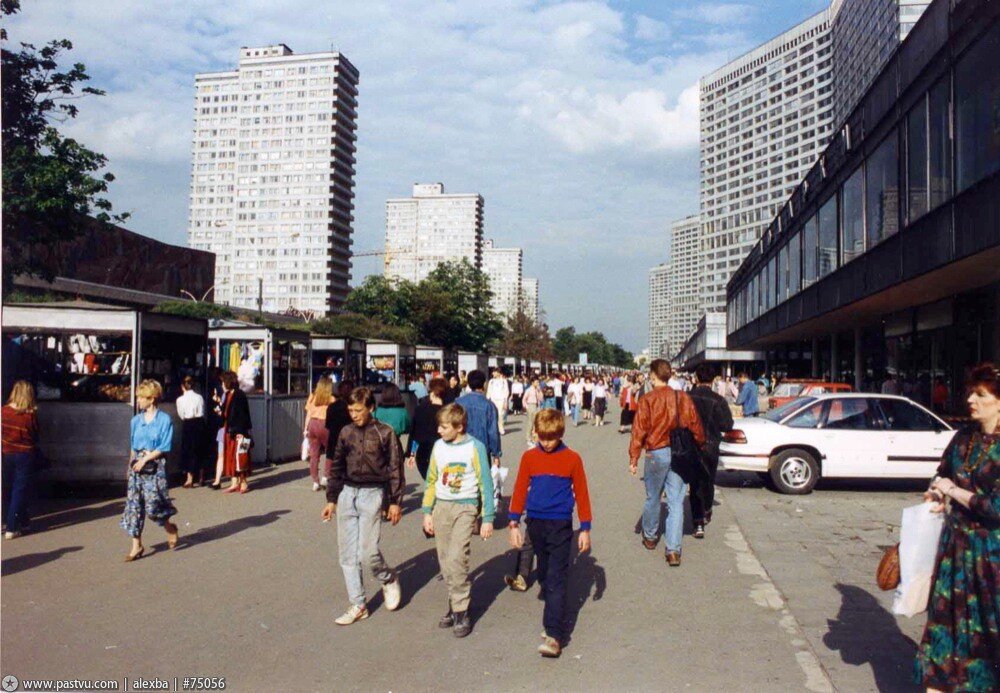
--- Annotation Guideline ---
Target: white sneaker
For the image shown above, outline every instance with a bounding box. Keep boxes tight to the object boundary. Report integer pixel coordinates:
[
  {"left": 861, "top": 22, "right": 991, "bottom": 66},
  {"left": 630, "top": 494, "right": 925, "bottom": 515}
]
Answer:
[
  {"left": 320, "top": 476, "right": 328, "bottom": 487},
  {"left": 312, "top": 482, "right": 321, "bottom": 492},
  {"left": 4, "top": 531, "right": 20, "bottom": 540},
  {"left": 334, "top": 604, "right": 369, "bottom": 625},
  {"left": 382, "top": 578, "right": 402, "bottom": 611}
]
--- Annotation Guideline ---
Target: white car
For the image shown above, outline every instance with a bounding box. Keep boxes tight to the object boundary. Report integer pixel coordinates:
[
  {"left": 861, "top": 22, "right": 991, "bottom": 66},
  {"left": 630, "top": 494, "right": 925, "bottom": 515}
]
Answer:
[{"left": 720, "top": 393, "right": 956, "bottom": 494}]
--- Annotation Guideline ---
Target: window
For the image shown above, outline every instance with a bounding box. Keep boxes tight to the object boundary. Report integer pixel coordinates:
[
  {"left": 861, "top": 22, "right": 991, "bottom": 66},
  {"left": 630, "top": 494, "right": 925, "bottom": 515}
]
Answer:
[
  {"left": 866, "top": 129, "right": 899, "bottom": 246},
  {"left": 906, "top": 98, "right": 928, "bottom": 224},
  {"left": 788, "top": 232, "right": 801, "bottom": 295},
  {"left": 928, "top": 78, "right": 952, "bottom": 209},
  {"left": 841, "top": 168, "right": 865, "bottom": 264},
  {"left": 960, "top": 18, "right": 1000, "bottom": 189},
  {"left": 876, "top": 399, "right": 943, "bottom": 432},
  {"left": 784, "top": 400, "right": 826, "bottom": 428},
  {"left": 778, "top": 243, "right": 788, "bottom": 301},
  {"left": 818, "top": 196, "right": 838, "bottom": 278},
  {"left": 803, "top": 215, "right": 818, "bottom": 286},
  {"left": 824, "top": 398, "right": 878, "bottom": 430}
]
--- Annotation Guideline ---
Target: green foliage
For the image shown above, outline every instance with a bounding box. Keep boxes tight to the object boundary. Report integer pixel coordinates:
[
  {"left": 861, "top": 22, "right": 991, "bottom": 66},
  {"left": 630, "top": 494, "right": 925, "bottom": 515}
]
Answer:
[
  {"left": 153, "top": 301, "right": 234, "bottom": 319},
  {"left": 498, "top": 304, "right": 553, "bottom": 362},
  {"left": 2, "top": 288, "right": 67, "bottom": 304},
  {"left": 2, "top": 0, "right": 128, "bottom": 291},
  {"left": 342, "top": 260, "right": 504, "bottom": 351},
  {"left": 311, "top": 313, "right": 417, "bottom": 344},
  {"left": 552, "top": 325, "right": 635, "bottom": 369}
]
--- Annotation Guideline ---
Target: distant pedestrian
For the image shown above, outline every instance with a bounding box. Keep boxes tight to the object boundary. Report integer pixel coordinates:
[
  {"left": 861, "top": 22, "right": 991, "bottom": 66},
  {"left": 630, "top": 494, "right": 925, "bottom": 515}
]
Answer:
[
  {"left": 177, "top": 376, "right": 207, "bottom": 488},
  {"left": 511, "top": 377, "right": 525, "bottom": 415},
  {"left": 323, "top": 380, "right": 354, "bottom": 488},
  {"left": 406, "top": 373, "right": 428, "bottom": 400},
  {"left": 522, "top": 378, "right": 543, "bottom": 447},
  {"left": 121, "top": 379, "right": 179, "bottom": 561},
  {"left": 220, "top": 371, "right": 253, "bottom": 494},
  {"left": 592, "top": 379, "right": 608, "bottom": 426},
  {"left": 735, "top": 372, "right": 760, "bottom": 417},
  {"left": 2, "top": 381, "right": 39, "bottom": 539},
  {"left": 541, "top": 386, "right": 557, "bottom": 411},
  {"left": 582, "top": 377, "right": 593, "bottom": 421},
  {"left": 629, "top": 360, "right": 705, "bottom": 567},
  {"left": 421, "top": 403, "right": 495, "bottom": 638},
  {"left": 406, "top": 377, "right": 447, "bottom": 479},
  {"left": 445, "top": 374, "right": 462, "bottom": 403},
  {"left": 508, "top": 409, "right": 593, "bottom": 658},
  {"left": 374, "top": 384, "right": 411, "bottom": 438},
  {"left": 305, "top": 377, "right": 333, "bottom": 492},
  {"left": 455, "top": 370, "right": 502, "bottom": 470},
  {"left": 548, "top": 374, "right": 564, "bottom": 413},
  {"left": 322, "top": 387, "right": 405, "bottom": 625},
  {"left": 487, "top": 370, "right": 511, "bottom": 435},
  {"left": 566, "top": 377, "right": 583, "bottom": 426},
  {"left": 618, "top": 379, "right": 640, "bottom": 433},
  {"left": 880, "top": 372, "right": 901, "bottom": 395},
  {"left": 689, "top": 364, "right": 734, "bottom": 538}
]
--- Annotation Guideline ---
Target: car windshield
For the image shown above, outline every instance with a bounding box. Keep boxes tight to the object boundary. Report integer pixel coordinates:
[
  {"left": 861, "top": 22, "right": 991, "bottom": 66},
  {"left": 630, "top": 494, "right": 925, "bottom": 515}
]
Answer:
[
  {"left": 773, "top": 383, "right": 805, "bottom": 397},
  {"left": 765, "top": 396, "right": 818, "bottom": 422}
]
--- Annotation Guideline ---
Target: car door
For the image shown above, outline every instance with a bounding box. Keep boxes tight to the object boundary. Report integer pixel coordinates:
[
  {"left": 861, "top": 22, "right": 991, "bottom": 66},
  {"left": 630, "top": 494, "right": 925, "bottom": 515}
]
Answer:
[
  {"left": 817, "top": 397, "right": 887, "bottom": 477},
  {"left": 873, "top": 398, "right": 955, "bottom": 478}
]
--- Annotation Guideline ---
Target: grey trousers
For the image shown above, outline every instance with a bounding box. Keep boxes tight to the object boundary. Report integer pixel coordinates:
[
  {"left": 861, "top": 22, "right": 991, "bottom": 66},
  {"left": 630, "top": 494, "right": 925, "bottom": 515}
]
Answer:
[
  {"left": 337, "top": 485, "right": 394, "bottom": 606},
  {"left": 432, "top": 501, "right": 478, "bottom": 612}
]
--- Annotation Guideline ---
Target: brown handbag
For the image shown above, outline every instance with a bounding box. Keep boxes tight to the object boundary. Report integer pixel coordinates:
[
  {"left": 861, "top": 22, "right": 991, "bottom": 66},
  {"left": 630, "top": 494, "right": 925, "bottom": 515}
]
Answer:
[{"left": 876, "top": 543, "right": 900, "bottom": 591}]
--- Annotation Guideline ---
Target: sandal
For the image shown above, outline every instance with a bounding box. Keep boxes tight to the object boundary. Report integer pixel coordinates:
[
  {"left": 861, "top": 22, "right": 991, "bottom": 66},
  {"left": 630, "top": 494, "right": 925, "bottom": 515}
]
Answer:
[
  {"left": 124, "top": 546, "right": 145, "bottom": 562},
  {"left": 165, "top": 522, "right": 180, "bottom": 549}
]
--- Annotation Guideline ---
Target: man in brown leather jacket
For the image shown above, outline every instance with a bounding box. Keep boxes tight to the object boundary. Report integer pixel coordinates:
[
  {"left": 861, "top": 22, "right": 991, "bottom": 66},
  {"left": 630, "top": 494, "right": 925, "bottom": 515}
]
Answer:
[
  {"left": 629, "top": 360, "right": 705, "bottom": 567},
  {"left": 322, "top": 387, "right": 405, "bottom": 625}
]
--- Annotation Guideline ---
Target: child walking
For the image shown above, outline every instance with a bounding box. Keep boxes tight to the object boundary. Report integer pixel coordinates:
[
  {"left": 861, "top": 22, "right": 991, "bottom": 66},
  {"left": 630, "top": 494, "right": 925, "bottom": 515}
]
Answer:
[
  {"left": 507, "top": 409, "right": 593, "bottom": 658},
  {"left": 322, "top": 387, "right": 405, "bottom": 625},
  {"left": 422, "top": 403, "right": 495, "bottom": 637}
]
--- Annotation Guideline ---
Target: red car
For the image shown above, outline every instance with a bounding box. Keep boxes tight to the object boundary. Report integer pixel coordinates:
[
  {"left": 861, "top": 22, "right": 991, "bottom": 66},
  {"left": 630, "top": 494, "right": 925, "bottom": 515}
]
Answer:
[{"left": 768, "top": 380, "right": 853, "bottom": 410}]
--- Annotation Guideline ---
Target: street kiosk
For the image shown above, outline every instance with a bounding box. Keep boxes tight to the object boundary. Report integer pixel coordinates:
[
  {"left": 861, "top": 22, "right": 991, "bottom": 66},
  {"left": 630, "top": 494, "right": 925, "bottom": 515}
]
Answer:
[
  {"left": 208, "top": 320, "right": 311, "bottom": 464},
  {"left": 415, "top": 346, "right": 458, "bottom": 379},
  {"left": 365, "top": 340, "right": 416, "bottom": 387},
  {"left": 311, "top": 336, "right": 366, "bottom": 386},
  {"left": 2, "top": 302, "right": 208, "bottom": 482},
  {"left": 504, "top": 356, "right": 521, "bottom": 377},
  {"left": 459, "top": 351, "right": 489, "bottom": 376}
]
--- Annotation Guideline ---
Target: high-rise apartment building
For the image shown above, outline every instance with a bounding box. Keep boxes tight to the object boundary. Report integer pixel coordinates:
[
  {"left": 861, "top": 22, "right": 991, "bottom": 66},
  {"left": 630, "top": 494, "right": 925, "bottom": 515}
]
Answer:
[
  {"left": 667, "top": 215, "right": 702, "bottom": 357},
  {"left": 831, "top": 0, "right": 931, "bottom": 127},
  {"left": 648, "top": 264, "right": 672, "bottom": 358},
  {"left": 384, "top": 183, "right": 484, "bottom": 283},
  {"left": 699, "top": 10, "right": 835, "bottom": 315},
  {"left": 481, "top": 239, "right": 523, "bottom": 318},
  {"left": 187, "top": 44, "right": 359, "bottom": 315},
  {"left": 521, "top": 277, "right": 540, "bottom": 322}
]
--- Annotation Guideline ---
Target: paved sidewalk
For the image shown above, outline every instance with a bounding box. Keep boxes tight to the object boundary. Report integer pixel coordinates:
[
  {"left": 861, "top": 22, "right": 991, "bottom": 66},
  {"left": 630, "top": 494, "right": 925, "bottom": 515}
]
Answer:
[{"left": 0, "top": 407, "right": 914, "bottom": 692}]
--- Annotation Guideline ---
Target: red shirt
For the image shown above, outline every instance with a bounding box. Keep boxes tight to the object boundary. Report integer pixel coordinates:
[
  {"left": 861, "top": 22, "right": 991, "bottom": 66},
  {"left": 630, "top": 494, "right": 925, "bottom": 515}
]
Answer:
[{"left": 2, "top": 405, "right": 39, "bottom": 453}]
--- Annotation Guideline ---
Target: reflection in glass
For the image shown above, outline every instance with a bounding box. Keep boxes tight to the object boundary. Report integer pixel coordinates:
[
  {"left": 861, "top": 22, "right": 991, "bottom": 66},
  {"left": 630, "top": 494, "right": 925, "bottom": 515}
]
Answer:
[
  {"left": 841, "top": 167, "right": 865, "bottom": 264},
  {"left": 818, "top": 197, "right": 838, "bottom": 278},
  {"left": 906, "top": 98, "right": 928, "bottom": 224},
  {"left": 866, "top": 130, "right": 899, "bottom": 246}
]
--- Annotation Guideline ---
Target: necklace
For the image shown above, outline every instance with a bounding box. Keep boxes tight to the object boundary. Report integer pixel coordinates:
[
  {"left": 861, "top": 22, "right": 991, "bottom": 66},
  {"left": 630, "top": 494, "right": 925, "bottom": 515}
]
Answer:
[{"left": 960, "top": 432, "right": 995, "bottom": 476}]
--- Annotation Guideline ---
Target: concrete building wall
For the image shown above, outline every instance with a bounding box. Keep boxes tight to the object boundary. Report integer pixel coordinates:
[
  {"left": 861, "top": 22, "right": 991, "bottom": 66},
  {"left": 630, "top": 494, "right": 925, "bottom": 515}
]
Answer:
[
  {"left": 667, "top": 215, "right": 702, "bottom": 357},
  {"left": 521, "top": 277, "right": 540, "bottom": 322},
  {"left": 482, "top": 240, "right": 523, "bottom": 318},
  {"left": 648, "top": 264, "right": 671, "bottom": 358}
]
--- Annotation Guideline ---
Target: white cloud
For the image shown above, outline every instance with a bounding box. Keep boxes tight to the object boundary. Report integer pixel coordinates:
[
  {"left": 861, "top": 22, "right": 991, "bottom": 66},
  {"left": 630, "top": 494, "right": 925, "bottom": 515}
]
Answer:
[
  {"left": 677, "top": 3, "right": 754, "bottom": 25},
  {"left": 634, "top": 14, "right": 671, "bottom": 42}
]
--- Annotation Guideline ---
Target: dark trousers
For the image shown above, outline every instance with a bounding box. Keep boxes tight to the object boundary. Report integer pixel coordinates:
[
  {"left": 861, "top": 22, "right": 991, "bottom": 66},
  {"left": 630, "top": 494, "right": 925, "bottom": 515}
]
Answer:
[
  {"left": 414, "top": 444, "right": 433, "bottom": 480},
  {"left": 2, "top": 451, "right": 34, "bottom": 533},
  {"left": 511, "top": 528, "right": 534, "bottom": 578},
  {"left": 689, "top": 443, "right": 720, "bottom": 523},
  {"left": 528, "top": 518, "right": 573, "bottom": 642}
]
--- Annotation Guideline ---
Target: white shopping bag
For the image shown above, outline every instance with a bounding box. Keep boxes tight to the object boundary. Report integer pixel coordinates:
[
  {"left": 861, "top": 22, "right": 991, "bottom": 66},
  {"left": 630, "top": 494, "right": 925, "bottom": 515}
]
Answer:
[
  {"left": 892, "top": 501, "right": 945, "bottom": 617},
  {"left": 491, "top": 465, "right": 509, "bottom": 497},
  {"left": 300, "top": 435, "right": 310, "bottom": 462}
]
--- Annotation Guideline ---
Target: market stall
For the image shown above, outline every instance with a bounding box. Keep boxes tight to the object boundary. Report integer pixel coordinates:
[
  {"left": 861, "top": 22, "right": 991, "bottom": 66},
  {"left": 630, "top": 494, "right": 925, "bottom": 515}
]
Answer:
[
  {"left": 311, "top": 336, "right": 366, "bottom": 386},
  {"left": 530, "top": 360, "right": 544, "bottom": 376},
  {"left": 1, "top": 302, "right": 208, "bottom": 482},
  {"left": 364, "top": 340, "right": 416, "bottom": 387},
  {"left": 504, "top": 356, "right": 521, "bottom": 377},
  {"left": 208, "top": 320, "right": 311, "bottom": 464},
  {"left": 415, "top": 345, "right": 458, "bottom": 380},
  {"left": 458, "top": 351, "right": 488, "bottom": 376}
]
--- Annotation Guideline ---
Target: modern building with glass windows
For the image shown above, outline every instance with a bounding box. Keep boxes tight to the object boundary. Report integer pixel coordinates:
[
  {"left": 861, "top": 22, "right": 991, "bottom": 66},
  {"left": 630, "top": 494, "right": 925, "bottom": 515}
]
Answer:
[
  {"left": 648, "top": 264, "right": 672, "bottom": 358},
  {"left": 667, "top": 215, "right": 702, "bottom": 358},
  {"left": 726, "top": 0, "right": 999, "bottom": 416}
]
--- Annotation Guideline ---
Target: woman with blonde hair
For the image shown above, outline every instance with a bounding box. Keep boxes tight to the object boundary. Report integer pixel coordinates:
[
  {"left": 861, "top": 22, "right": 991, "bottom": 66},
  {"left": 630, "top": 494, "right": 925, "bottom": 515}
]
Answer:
[
  {"left": 121, "top": 379, "right": 179, "bottom": 561},
  {"left": 2, "top": 381, "right": 39, "bottom": 539},
  {"left": 304, "top": 376, "right": 333, "bottom": 491}
]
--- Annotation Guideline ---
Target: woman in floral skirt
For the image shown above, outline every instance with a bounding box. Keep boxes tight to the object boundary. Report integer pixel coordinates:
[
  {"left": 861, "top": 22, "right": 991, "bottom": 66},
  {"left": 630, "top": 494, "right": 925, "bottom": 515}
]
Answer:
[{"left": 916, "top": 362, "right": 999, "bottom": 692}]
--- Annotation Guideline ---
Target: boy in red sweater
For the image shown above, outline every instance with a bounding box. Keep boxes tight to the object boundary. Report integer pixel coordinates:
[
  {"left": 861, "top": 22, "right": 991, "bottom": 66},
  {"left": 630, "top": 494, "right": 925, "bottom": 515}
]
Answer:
[{"left": 508, "top": 408, "right": 592, "bottom": 658}]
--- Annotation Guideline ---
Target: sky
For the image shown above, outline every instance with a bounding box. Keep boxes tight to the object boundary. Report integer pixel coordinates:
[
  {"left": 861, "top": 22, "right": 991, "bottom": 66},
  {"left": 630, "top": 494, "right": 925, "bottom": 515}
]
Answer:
[{"left": 8, "top": 0, "right": 829, "bottom": 352}]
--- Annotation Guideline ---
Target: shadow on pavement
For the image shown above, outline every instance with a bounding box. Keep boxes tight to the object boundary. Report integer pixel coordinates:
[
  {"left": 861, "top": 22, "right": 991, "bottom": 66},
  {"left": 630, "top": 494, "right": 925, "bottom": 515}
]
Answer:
[
  {"left": 374, "top": 546, "right": 439, "bottom": 614},
  {"left": 170, "top": 509, "right": 291, "bottom": 551},
  {"left": 716, "top": 470, "right": 929, "bottom": 494},
  {"left": 632, "top": 500, "right": 695, "bottom": 538},
  {"left": 2, "top": 546, "right": 84, "bottom": 577},
  {"left": 562, "top": 546, "right": 606, "bottom": 647},
  {"left": 823, "top": 583, "right": 919, "bottom": 692},
  {"left": 27, "top": 499, "right": 125, "bottom": 533},
  {"left": 245, "top": 465, "right": 311, "bottom": 491}
]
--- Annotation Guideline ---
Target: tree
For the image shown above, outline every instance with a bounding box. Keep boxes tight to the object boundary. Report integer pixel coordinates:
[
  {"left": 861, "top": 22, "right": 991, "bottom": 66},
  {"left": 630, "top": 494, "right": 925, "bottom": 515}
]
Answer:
[
  {"left": 342, "top": 275, "right": 414, "bottom": 328},
  {"left": 552, "top": 325, "right": 635, "bottom": 369},
  {"left": 498, "top": 304, "right": 553, "bottom": 362},
  {"left": 2, "top": 0, "right": 128, "bottom": 292}
]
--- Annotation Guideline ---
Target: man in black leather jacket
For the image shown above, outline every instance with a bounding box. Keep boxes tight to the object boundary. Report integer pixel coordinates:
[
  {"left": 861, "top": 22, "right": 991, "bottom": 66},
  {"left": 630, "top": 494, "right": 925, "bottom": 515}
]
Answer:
[{"left": 689, "top": 364, "right": 734, "bottom": 538}]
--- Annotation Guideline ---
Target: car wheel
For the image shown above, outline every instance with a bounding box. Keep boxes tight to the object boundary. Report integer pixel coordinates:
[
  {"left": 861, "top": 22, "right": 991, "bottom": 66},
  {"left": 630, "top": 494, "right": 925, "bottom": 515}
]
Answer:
[{"left": 769, "top": 449, "right": 819, "bottom": 494}]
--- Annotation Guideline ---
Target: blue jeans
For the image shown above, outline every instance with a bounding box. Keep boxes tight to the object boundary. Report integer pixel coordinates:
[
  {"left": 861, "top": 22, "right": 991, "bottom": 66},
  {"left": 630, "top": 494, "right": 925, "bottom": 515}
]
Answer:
[
  {"left": 641, "top": 447, "right": 687, "bottom": 553},
  {"left": 2, "top": 452, "right": 34, "bottom": 533},
  {"left": 336, "top": 485, "right": 395, "bottom": 606},
  {"left": 571, "top": 404, "right": 580, "bottom": 425}
]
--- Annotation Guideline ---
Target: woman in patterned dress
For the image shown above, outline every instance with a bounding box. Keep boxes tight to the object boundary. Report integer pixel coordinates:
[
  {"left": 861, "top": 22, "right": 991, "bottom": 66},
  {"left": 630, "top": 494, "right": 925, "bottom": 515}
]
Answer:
[
  {"left": 121, "top": 379, "right": 179, "bottom": 561},
  {"left": 916, "top": 363, "right": 1000, "bottom": 692}
]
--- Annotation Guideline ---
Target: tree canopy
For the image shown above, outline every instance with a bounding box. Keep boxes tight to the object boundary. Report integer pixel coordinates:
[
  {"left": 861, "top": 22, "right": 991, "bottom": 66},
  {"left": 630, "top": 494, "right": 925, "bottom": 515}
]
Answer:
[
  {"left": 2, "top": 0, "right": 128, "bottom": 291},
  {"left": 553, "top": 326, "right": 635, "bottom": 369},
  {"left": 497, "top": 303, "right": 553, "bottom": 362}
]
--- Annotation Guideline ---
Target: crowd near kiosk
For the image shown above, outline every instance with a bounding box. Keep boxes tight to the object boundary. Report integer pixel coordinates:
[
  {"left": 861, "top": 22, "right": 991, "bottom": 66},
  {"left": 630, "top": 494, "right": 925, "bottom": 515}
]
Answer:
[
  {"left": 415, "top": 345, "right": 458, "bottom": 379},
  {"left": 311, "top": 336, "right": 366, "bottom": 386},
  {"left": 208, "top": 320, "right": 310, "bottom": 465},
  {"left": 458, "top": 351, "right": 489, "bottom": 376},
  {"left": 1, "top": 302, "right": 208, "bottom": 482},
  {"left": 365, "top": 340, "right": 416, "bottom": 387}
]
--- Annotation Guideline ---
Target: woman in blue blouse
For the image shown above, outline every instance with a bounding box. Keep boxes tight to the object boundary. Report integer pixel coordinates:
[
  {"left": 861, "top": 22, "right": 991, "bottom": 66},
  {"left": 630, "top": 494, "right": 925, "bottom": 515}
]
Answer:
[{"left": 121, "top": 379, "right": 179, "bottom": 561}]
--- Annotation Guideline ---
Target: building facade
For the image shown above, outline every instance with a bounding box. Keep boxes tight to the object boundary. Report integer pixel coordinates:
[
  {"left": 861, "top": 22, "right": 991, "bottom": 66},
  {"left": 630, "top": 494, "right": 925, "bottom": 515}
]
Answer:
[
  {"left": 481, "top": 239, "right": 523, "bottom": 319},
  {"left": 187, "top": 44, "right": 359, "bottom": 316},
  {"left": 648, "top": 264, "right": 672, "bottom": 358},
  {"left": 521, "top": 277, "right": 540, "bottom": 322},
  {"left": 831, "top": 0, "right": 932, "bottom": 128},
  {"left": 667, "top": 215, "right": 702, "bottom": 358},
  {"left": 726, "top": 0, "right": 999, "bottom": 416},
  {"left": 699, "top": 10, "right": 835, "bottom": 315},
  {"left": 384, "top": 183, "right": 484, "bottom": 283}
]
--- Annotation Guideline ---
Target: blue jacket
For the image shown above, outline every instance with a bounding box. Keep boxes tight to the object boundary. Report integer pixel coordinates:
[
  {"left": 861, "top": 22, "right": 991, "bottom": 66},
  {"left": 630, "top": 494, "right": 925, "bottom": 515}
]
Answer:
[
  {"left": 735, "top": 380, "right": 760, "bottom": 416},
  {"left": 455, "top": 391, "right": 502, "bottom": 459}
]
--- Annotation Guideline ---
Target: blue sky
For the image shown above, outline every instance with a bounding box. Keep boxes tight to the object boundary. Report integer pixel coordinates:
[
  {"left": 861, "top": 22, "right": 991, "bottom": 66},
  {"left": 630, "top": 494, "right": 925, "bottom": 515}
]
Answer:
[{"left": 9, "top": 0, "right": 828, "bottom": 352}]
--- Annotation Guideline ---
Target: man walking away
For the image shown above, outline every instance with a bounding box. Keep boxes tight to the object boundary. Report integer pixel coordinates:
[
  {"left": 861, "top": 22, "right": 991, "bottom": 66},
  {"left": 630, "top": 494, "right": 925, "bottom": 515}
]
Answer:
[
  {"left": 629, "top": 360, "right": 705, "bottom": 567},
  {"left": 456, "top": 369, "right": 502, "bottom": 470},
  {"left": 688, "top": 364, "right": 733, "bottom": 538},
  {"left": 735, "top": 372, "right": 760, "bottom": 417},
  {"left": 487, "top": 370, "right": 511, "bottom": 435}
]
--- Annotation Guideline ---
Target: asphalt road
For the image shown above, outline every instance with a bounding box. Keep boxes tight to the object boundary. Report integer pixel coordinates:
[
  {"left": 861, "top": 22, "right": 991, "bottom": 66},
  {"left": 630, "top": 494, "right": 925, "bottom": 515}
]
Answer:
[{"left": 1, "top": 404, "right": 929, "bottom": 692}]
